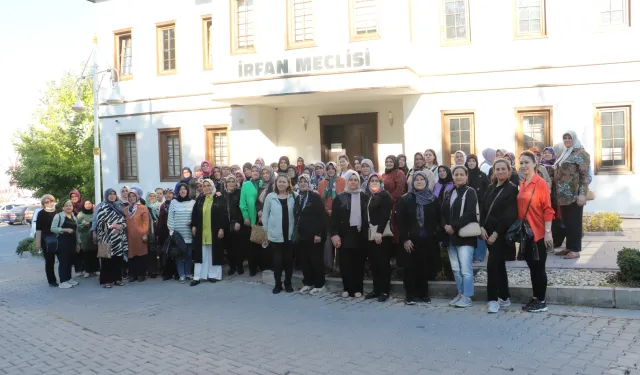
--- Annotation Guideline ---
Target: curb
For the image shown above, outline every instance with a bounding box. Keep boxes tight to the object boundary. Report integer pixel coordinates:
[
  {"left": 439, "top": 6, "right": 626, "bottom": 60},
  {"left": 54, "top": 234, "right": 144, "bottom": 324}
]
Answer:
[
  {"left": 262, "top": 271, "right": 640, "bottom": 310},
  {"left": 584, "top": 231, "right": 625, "bottom": 236}
]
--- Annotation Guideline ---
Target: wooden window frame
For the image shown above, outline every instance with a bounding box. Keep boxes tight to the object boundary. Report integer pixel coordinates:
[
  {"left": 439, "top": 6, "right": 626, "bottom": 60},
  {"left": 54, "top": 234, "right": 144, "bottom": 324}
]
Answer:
[
  {"left": 594, "top": 104, "right": 633, "bottom": 175},
  {"left": 156, "top": 21, "right": 177, "bottom": 76},
  {"left": 230, "top": 0, "right": 256, "bottom": 55},
  {"left": 158, "top": 128, "right": 183, "bottom": 182},
  {"left": 113, "top": 28, "right": 133, "bottom": 81},
  {"left": 117, "top": 133, "right": 138, "bottom": 182},
  {"left": 441, "top": 110, "right": 476, "bottom": 167},
  {"left": 202, "top": 16, "right": 213, "bottom": 70},
  {"left": 349, "top": 0, "right": 381, "bottom": 42},
  {"left": 597, "top": 0, "right": 631, "bottom": 30},
  {"left": 205, "top": 126, "right": 231, "bottom": 167},
  {"left": 440, "top": 0, "right": 471, "bottom": 46},
  {"left": 286, "top": 0, "right": 316, "bottom": 49},
  {"left": 514, "top": 106, "right": 553, "bottom": 156},
  {"left": 513, "top": 0, "right": 547, "bottom": 39}
]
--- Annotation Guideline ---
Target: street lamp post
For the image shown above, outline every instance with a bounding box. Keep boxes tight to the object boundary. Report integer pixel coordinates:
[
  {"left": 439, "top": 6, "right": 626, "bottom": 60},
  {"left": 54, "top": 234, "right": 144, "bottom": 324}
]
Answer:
[{"left": 72, "top": 36, "right": 123, "bottom": 204}]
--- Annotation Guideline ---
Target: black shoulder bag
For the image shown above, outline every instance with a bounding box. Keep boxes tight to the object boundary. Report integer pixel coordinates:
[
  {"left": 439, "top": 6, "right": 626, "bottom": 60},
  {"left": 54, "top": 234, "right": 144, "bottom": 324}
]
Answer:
[{"left": 505, "top": 183, "right": 539, "bottom": 260}]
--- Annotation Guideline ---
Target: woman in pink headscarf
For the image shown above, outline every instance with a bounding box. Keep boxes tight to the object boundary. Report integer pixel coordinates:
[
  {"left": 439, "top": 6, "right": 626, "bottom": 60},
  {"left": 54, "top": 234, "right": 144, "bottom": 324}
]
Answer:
[{"left": 201, "top": 160, "right": 212, "bottom": 179}]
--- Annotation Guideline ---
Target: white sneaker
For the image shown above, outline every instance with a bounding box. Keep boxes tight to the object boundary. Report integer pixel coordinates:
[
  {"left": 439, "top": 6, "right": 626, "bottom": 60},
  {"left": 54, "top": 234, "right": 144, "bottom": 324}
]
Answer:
[
  {"left": 341, "top": 291, "right": 350, "bottom": 298},
  {"left": 299, "top": 286, "right": 312, "bottom": 294},
  {"left": 67, "top": 279, "right": 79, "bottom": 286},
  {"left": 487, "top": 301, "right": 500, "bottom": 313},
  {"left": 455, "top": 296, "right": 473, "bottom": 308},
  {"left": 499, "top": 298, "right": 511, "bottom": 307},
  {"left": 354, "top": 292, "right": 362, "bottom": 298},
  {"left": 309, "top": 286, "right": 326, "bottom": 296},
  {"left": 83, "top": 273, "right": 90, "bottom": 278},
  {"left": 78, "top": 272, "right": 85, "bottom": 278},
  {"left": 179, "top": 277, "right": 186, "bottom": 283},
  {"left": 58, "top": 282, "right": 73, "bottom": 289},
  {"left": 449, "top": 294, "right": 462, "bottom": 306}
]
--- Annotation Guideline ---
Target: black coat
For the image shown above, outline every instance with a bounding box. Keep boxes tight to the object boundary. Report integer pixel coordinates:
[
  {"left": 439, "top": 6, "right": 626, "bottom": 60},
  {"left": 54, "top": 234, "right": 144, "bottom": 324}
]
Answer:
[
  {"left": 330, "top": 192, "right": 370, "bottom": 249},
  {"left": 294, "top": 191, "right": 326, "bottom": 242},
  {"left": 367, "top": 190, "right": 393, "bottom": 235},
  {"left": 467, "top": 169, "right": 489, "bottom": 203},
  {"left": 225, "top": 189, "right": 243, "bottom": 227},
  {"left": 191, "top": 194, "right": 229, "bottom": 265},
  {"left": 480, "top": 182, "right": 518, "bottom": 237},
  {"left": 441, "top": 186, "right": 478, "bottom": 248},
  {"left": 396, "top": 193, "right": 441, "bottom": 245}
]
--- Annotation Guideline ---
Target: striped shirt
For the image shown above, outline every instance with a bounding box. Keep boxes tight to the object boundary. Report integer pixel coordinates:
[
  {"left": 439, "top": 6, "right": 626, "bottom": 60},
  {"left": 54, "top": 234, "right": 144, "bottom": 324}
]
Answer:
[{"left": 168, "top": 200, "right": 195, "bottom": 244}]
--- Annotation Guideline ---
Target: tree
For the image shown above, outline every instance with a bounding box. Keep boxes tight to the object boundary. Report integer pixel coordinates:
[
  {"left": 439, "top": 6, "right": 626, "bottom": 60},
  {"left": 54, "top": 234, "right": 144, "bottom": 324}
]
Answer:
[{"left": 9, "top": 72, "right": 96, "bottom": 203}]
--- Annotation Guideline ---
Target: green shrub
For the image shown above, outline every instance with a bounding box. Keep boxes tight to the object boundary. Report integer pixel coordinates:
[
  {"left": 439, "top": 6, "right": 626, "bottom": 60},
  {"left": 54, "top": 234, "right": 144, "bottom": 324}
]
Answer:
[
  {"left": 583, "top": 212, "right": 623, "bottom": 233},
  {"left": 15, "top": 237, "right": 41, "bottom": 258},
  {"left": 617, "top": 248, "right": 640, "bottom": 281}
]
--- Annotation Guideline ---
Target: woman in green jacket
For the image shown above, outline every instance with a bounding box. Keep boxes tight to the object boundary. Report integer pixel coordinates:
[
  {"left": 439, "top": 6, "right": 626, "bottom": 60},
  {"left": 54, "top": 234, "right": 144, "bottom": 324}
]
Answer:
[
  {"left": 77, "top": 199, "right": 99, "bottom": 278},
  {"left": 240, "top": 164, "right": 263, "bottom": 276}
]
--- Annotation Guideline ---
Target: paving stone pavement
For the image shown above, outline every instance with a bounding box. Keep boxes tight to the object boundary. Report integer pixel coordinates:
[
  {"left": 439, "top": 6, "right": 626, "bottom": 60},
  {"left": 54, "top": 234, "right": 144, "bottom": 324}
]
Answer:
[{"left": 2, "top": 225, "right": 640, "bottom": 375}]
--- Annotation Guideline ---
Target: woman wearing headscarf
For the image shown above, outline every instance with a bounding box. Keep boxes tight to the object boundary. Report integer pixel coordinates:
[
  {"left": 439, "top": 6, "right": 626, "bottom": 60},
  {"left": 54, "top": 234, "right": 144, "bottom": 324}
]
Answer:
[
  {"left": 433, "top": 166, "right": 454, "bottom": 201},
  {"left": 212, "top": 166, "right": 223, "bottom": 194},
  {"left": 363, "top": 172, "right": 393, "bottom": 302},
  {"left": 50, "top": 200, "right": 81, "bottom": 289},
  {"left": 145, "top": 191, "right": 161, "bottom": 278},
  {"left": 480, "top": 148, "right": 496, "bottom": 175},
  {"left": 453, "top": 150, "right": 467, "bottom": 167},
  {"left": 406, "top": 152, "right": 436, "bottom": 192},
  {"left": 254, "top": 157, "right": 266, "bottom": 167},
  {"left": 353, "top": 156, "right": 364, "bottom": 174},
  {"left": 424, "top": 149, "right": 439, "bottom": 174},
  {"left": 230, "top": 164, "right": 241, "bottom": 175},
  {"left": 465, "top": 154, "right": 490, "bottom": 263},
  {"left": 224, "top": 175, "right": 245, "bottom": 275},
  {"left": 158, "top": 189, "right": 177, "bottom": 281},
  {"left": 541, "top": 147, "right": 556, "bottom": 174},
  {"left": 234, "top": 169, "right": 245, "bottom": 187},
  {"left": 77, "top": 199, "right": 99, "bottom": 278},
  {"left": 221, "top": 165, "right": 231, "bottom": 179},
  {"left": 330, "top": 170, "right": 369, "bottom": 298},
  {"left": 242, "top": 162, "right": 253, "bottom": 182},
  {"left": 541, "top": 146, "right": 564, "bottom": 248},
  {"left": 501, "top": 153, "right": 521, "bottom": 186},
  {"left": 125, "top": 187, "right": 150, "bottom": 282},
  {"left": 359, "top": 159, "right": 375, "bottom": 192},
  {"left": 96, "top": 188, "right": 128, "bottom": 288},
  {"left": 441, "top": 165, "right": 478, "bottom": 308},
  {"left": 173, "top": 168, "right": 193, "bottom": 196},
  {"left": 338, "top": 155, "right": 352, "bottom": 178},
  {"left": 312, "top": 162, "right": 326, "bottom": 189},
  {"left": 69, "top": 189, "right": 83, "bottom": 216},
  {"left": 240, "top": 165, "right": 264, "bottom": 276},
  {"left": 382, "top": 155, "right": 406, "bottom": 244},
  {"left": 397, "top": 154, "right": 409, "bottom": 176},
  {"left": 277, "top": 156, "right": 290, "bottom": 176},
  {"left": 201, "top": 160, "right": 212, "bottom": 179},
  {"left": 193, "top": 165, "right": 203, "bottom": 179},
  {"left": 287, "top": 165, "right": 299, "bottom": 192},
  {"left": 397, "top": 170, "right": 441, "bottom": 305},
  {"left": 553, "top": 131, "right": 590, "bottom": 260},
  {"left": 168, "top": 183, "right": 195, "bottom": 282},
  {"left": 294, "top": 173, "right": 327, "bottom": 295},
  {"left": 256, "top": 165, "right": 276, "bottom": 270},
  {"left": 296, "top": 157, "right": 305, "bottom": 176},
  {"left": 318, "top": 162, "right": 346, "bottom": 269},
  {"left": 191, "top": 179, "right": 229, "bottom": 286}
]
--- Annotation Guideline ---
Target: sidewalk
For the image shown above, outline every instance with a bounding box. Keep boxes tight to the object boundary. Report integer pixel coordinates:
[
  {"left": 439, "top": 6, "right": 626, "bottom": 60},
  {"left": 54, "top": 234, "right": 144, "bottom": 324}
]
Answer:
[{"left": 474, "top": 219, "right": 640, "bottom": 271}]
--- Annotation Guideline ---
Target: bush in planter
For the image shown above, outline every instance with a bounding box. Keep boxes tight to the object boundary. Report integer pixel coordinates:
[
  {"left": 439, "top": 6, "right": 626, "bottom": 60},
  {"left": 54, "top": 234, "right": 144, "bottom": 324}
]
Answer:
[
  {"left": 15, "top": 237, "right": 41, "bottom": 258},
  {"left": 583, "top": 212, "right": 622, "bottom": 233},
  {"left": 617, "top": 247, "right": 640, "bottom": 282}
]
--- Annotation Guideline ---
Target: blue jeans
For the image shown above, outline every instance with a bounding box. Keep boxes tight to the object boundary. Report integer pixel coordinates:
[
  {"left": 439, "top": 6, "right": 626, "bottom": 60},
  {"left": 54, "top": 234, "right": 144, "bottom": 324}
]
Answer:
[
  {"left": 176, "top": 244, "right": 193, "bottom": 278},
  {"left": 448, "top": 245, "right": 474, "bottom": 297},
  {"left": 474, "top": 239, "right": 487, "bottom": 262}
]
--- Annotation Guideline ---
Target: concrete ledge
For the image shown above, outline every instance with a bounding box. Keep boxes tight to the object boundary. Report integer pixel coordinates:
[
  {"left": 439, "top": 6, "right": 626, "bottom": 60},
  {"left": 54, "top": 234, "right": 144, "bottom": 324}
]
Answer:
[
  {"left": 262, "top": 270, "right": 637, "bottom": 309},
  {"left": 584, "top": 231, "right": 624, "bottom": 236}
]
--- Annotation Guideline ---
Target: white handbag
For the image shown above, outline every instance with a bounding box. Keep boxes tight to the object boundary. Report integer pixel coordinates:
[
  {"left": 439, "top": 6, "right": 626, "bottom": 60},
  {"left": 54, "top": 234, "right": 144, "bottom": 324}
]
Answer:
[
  {"left": 367, "top": 197, "right": 393, "bottom": 241},
  {"left": 457, "top": 188, "right": 481, "bottom": 237}
]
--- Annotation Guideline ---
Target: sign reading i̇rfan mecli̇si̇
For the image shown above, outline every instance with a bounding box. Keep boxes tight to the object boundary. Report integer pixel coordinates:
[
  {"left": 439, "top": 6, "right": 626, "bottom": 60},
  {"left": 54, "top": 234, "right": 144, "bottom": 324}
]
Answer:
[{"left": 237, "top": 49, "right": 371, "bottom": 77}]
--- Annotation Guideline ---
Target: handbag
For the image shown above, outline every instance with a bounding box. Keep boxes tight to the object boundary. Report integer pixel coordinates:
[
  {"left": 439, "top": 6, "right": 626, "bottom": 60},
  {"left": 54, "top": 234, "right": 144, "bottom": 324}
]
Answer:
[
  {"left": 457, "top": 188, "right": 481, "bottom": 237},
  {"left": 97, "top": 242, "right": 112, "bottom": 259},
  {"left": 45, "top": 235, "right": 58, "bottom": 254},
  {"left": 367, "top": 197, "right": 393, "bottom": 241},
  {"left": 250, "top": 224, "right": 267, "bottom": 245},
  {"left": 505, "top": 184, "right": 537, "bottom": 246},
  {"left": 586, "top": 190, "right": 596, "bottom": 201}
]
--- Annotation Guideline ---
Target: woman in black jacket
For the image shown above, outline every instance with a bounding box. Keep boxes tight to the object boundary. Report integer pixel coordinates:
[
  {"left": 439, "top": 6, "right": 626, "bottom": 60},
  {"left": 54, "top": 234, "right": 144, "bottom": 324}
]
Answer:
[
  {"left": 331, "top": 170, "right": 369, "bottom": 298},
  {"left": 294, "top": 174, "right": 327, "bottom": 295},
  {"left": 363, "top": 173, "right": 393, "bottom": 302},
  {"left": 465, "top": 154, "right": 489, "bottom": 264},
  {"left": 441, "top": 165, "right": 478, "bottom": 308},
  {"left": 480, "top": 158, "right": 518, "bottom": 313},
  {"left": 224, "top": 175, "right": 245, "bottom": 276},
  {"left": 190, "top": 179, "right": 229, "bottom": 286},
  {"left": 396, "top": 171, "right": 441, "bottom": 305}
]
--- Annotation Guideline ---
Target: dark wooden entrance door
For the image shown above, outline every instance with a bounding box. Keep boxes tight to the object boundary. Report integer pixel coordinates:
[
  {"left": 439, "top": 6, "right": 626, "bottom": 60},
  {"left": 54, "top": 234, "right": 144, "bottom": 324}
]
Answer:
[{"left": 319, "top": 113, "right": 378, "bottom": 171}]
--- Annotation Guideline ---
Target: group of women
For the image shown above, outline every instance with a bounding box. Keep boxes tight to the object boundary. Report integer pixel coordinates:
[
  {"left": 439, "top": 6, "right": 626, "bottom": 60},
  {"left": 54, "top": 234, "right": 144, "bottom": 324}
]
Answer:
[{"left": 35, "top": 130, "right": 590, "bottom": 314}]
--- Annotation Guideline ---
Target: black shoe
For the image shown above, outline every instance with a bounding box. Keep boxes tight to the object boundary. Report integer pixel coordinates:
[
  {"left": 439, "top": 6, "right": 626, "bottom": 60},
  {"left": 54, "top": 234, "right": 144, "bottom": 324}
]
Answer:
[
  {"left": 365, "top": 291, "right": 380, "bottom": 300},
  {"left": 526, "top": 301, "right": 548, "bottom": 313},
  {"left": 273, "top": 286, "right": 282, "bottom": 294},
  {"left": 421, "top": 297, "right": 432, "bottom": 304},
  {"left": 228, "top": 269, "right": 236, "bottom": 276},
  {"left": 237, "top": 268, "right": 245, "bottom": 275},
  {"left": 49, "top": 282, "right": 59, "bottom": 287},
  {"left": 522, "top": 298, "right": 536, "bottom": 311},
  {"left": 406, "top": 299, "right": 416, "bottom": 306},
  {"left": 149, "top": 274, "right": 157, "bottom": 279},
  {"left": 378, "top": 293, "right": 389, "bottom": 302},
  {"left": 250, "top": 270, "right": 257, "bottom": 277},
  {"left": 208, "top": 278, "right": 218, "bottom": 283},
  {"left": 138, "top": 276, "right": 145, "bottom": 282},
  {"left": 190, "top": 280, "right": 200, "bottom": 287},
  {"left": 129, "top": 277, "right": 137, "bottom": 282},
  {"left": 284, "top": 285, "right": 294, "bottom": 293}
]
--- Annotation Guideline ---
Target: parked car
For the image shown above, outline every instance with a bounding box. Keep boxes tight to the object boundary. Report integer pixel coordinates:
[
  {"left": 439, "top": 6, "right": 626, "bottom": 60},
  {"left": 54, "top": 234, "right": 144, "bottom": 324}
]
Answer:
[
  {"left": 24, "top": 206, "right": 40, "bottom": 224},
  {"left": 7, "top": 206, "right": 29, "bottom": 225},
  {"left": 0, "top": 204, "right": 21, "bottom": 223}
]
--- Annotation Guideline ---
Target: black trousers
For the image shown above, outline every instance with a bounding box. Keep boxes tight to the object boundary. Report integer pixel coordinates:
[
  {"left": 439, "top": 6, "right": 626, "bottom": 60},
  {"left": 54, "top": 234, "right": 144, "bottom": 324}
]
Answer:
[
  {"left": 162, "top": 255, "right": 178, "bottom": 279},
  {"left": 43, "top": 239, "right": 57, "bottom": 284},
  {"left": 74, "top": 249, "right": 85, "bottom": 273},
  {"left": 100, "top": 256, "right": 123, "bottom": 284},
  {"left": 272, "top": 242, "right": 293, "bottom": 287},
  {"left": 226, "top": 230, "right": 246, "bottom": 271},
  {"left": 524, "top": 238, "right": 548, "bottom": 301},
  {"left": 561, "top": 203, "right": 583, "bottom": 252},
  {"left": 299, "top": 238, "right": 325, "bottom": 288},
  {"left": 248, "top": 241, "right": 273, "bottom": 272},
  {"left": 487, "top": 237, "right": 510, "bottom": 302},
  {"left": 147, "top": 248, "right": 159, "bottom": 276},
  {"left": 339, "top": 247, "right": 366, "bottom": 295},
  {"left": 82, "top": 247, "right": 100, "bottom": 274},
  {"left": 402, "top": 237, "right": 435, "bottom": 300},
  {"left": 367, "top": 238, "right": 391, "bottom": 295},
  {"left": 128, "top": 255, "right": 147, "bottom": 277},
  {"left": 57, "top": 245, "right": 75, "bottom": 283}
]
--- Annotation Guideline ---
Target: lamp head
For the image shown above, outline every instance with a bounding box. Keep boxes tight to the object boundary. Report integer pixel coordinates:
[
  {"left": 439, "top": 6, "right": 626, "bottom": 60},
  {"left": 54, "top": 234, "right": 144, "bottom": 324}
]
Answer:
[
  {"left": 106, "top": 90, "right": 123, "bottom": 105},
  {"left": 72, "top": 98, "right": 86, "bottom": 113}
]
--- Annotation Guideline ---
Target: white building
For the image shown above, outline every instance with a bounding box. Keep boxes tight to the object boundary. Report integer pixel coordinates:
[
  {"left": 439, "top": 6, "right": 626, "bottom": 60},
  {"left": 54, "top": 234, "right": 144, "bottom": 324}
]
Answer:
[{"left": 93, "top": 0, "right": 639, "bottom": 215}]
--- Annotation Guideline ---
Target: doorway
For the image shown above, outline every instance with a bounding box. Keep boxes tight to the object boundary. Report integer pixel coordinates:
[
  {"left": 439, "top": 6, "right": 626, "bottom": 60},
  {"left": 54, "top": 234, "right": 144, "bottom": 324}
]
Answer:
[{"left": 319, "top": 112, "right": 378, "bottom": 171}]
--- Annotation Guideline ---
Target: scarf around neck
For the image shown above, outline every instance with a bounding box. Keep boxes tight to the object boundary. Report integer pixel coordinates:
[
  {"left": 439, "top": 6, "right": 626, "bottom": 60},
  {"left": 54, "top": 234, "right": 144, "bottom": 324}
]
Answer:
[{"left": 410, "top": 171, "right": 436, "bottom": 227}]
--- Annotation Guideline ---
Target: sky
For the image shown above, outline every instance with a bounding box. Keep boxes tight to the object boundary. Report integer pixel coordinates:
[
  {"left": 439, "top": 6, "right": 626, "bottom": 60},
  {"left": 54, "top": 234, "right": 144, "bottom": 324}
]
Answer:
[{"left": 0, "top": 0, "right": 95, "bottom": 186}]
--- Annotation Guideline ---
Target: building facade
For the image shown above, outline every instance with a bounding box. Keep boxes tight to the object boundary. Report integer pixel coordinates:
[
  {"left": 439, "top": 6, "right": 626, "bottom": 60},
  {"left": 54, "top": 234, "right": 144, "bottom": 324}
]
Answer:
[{"left": 94, "top": 0, "right": 640, "bottom": 215}]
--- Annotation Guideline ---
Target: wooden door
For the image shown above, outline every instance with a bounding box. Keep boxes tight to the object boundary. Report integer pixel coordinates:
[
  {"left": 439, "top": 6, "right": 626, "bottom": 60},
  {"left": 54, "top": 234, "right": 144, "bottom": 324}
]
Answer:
[{"left": 344, "top": 124, "right": 377, "bottom": 170}]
